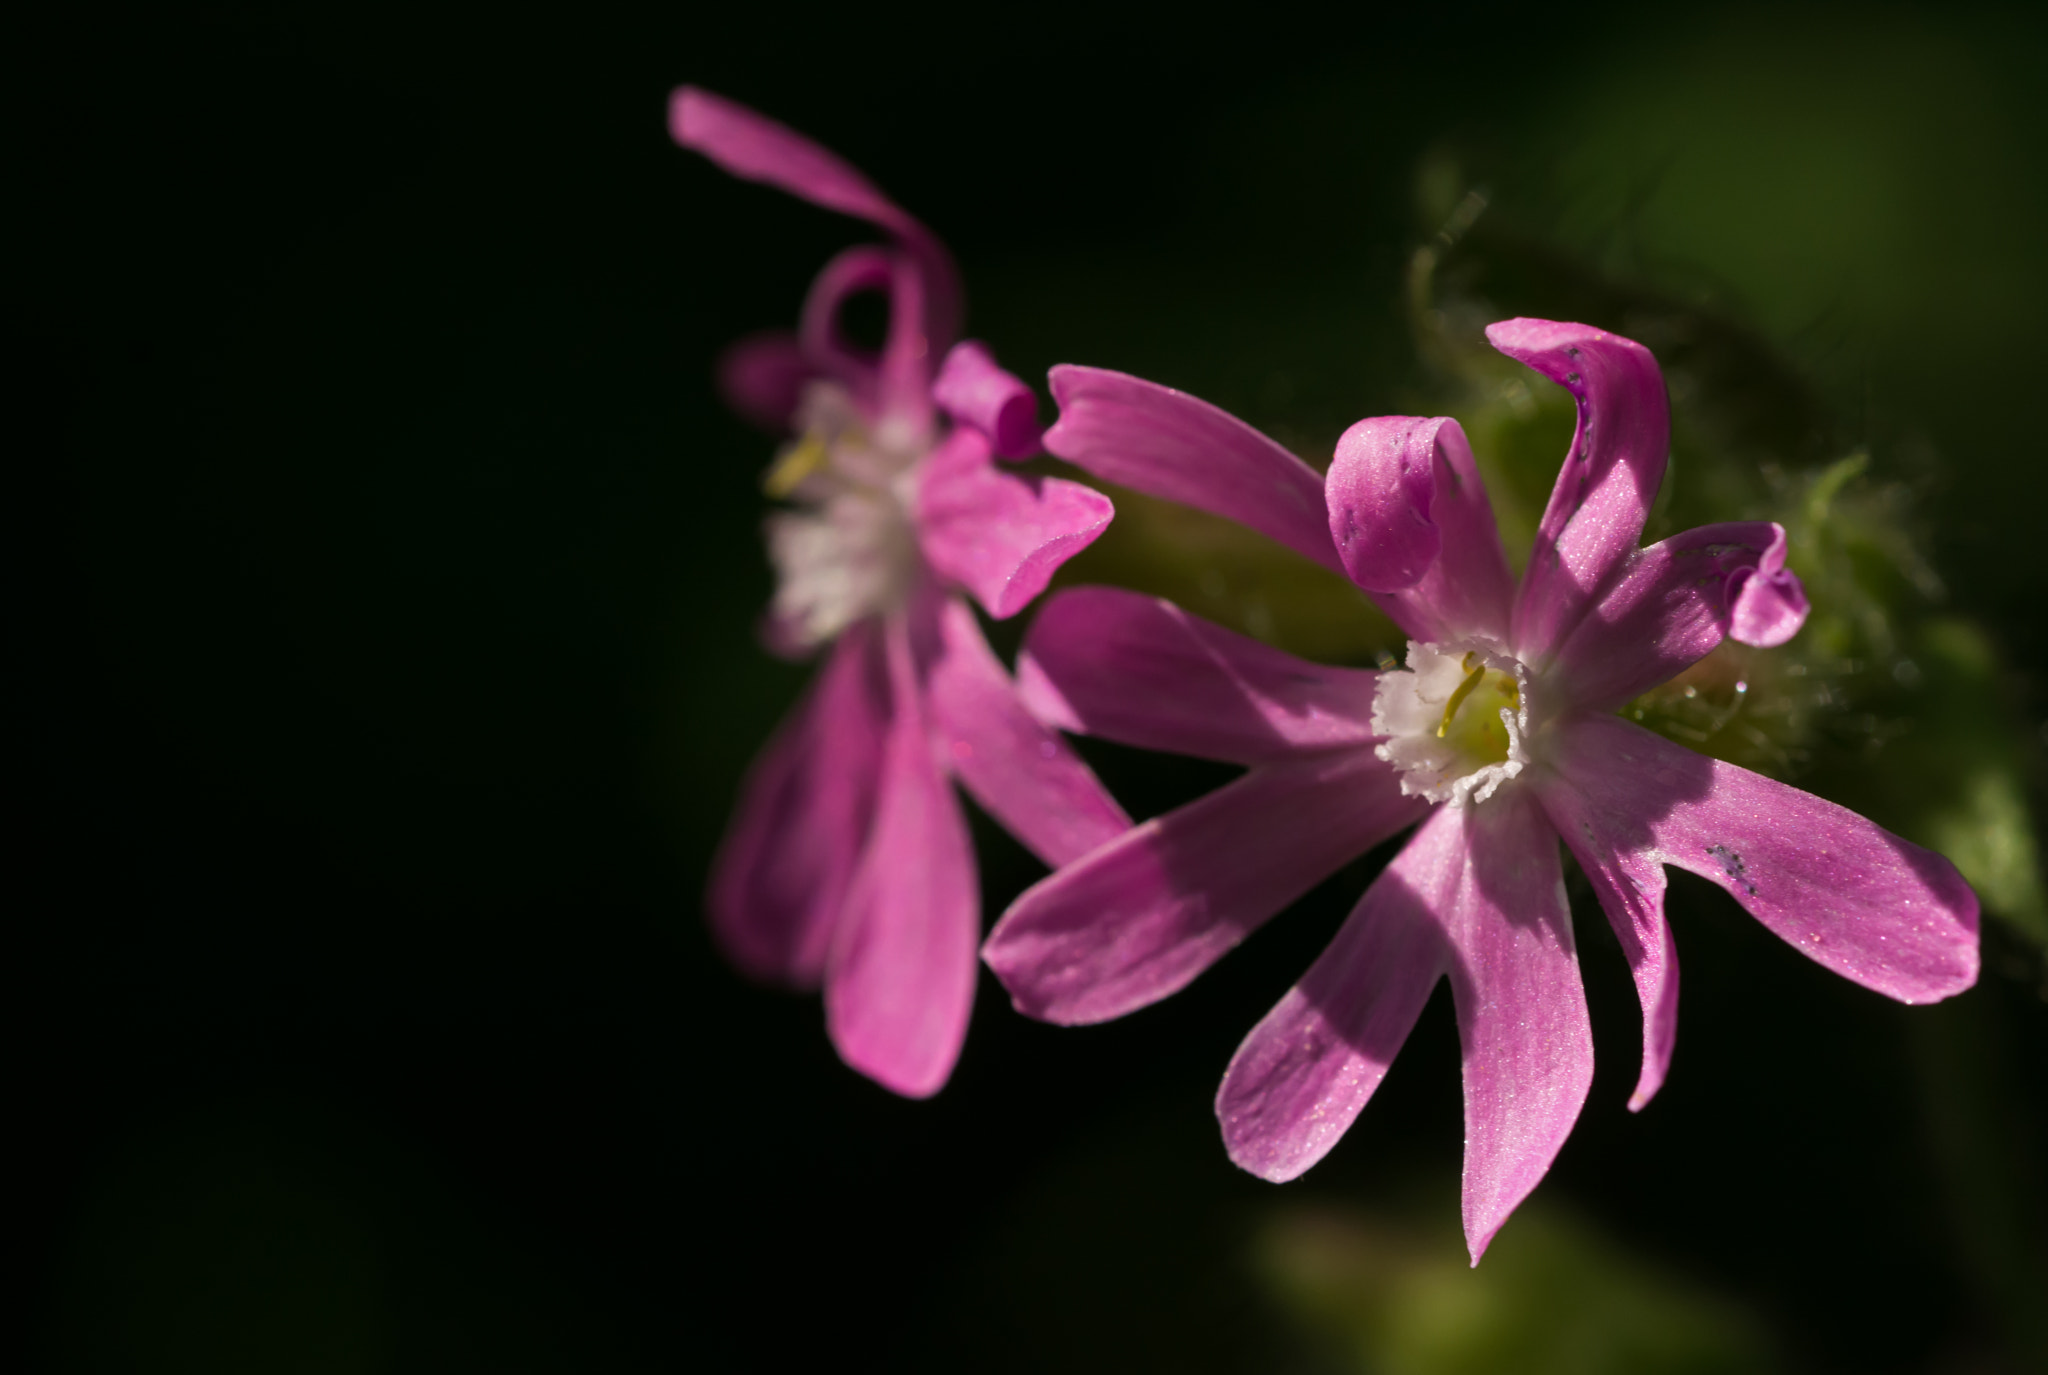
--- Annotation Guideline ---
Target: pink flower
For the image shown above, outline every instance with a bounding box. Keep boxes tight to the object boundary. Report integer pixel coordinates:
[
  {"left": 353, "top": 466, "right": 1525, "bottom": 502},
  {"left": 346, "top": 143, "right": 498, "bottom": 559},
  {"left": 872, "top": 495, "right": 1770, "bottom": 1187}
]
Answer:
[
  {"left": 983, "top": 318, "right": 1979, "bottom": 1257},
  {"left": 673, "top": 88, "right": 1129, "bottom": 1097}
]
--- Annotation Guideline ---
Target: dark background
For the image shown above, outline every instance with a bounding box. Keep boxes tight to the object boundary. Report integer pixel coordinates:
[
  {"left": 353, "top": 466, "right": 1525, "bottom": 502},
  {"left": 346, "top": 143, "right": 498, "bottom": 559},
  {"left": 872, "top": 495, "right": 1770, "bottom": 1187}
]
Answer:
[{"left": 14, "top": 3, "right": 2047, "bottom": 1371}]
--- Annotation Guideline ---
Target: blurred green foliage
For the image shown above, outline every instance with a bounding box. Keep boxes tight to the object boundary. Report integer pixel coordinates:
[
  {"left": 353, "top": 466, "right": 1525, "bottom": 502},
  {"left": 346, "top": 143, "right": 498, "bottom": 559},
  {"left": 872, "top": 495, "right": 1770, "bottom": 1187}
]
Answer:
[{"left": 1255, "top": 1199, "right": 1780, "bottom": 1375}]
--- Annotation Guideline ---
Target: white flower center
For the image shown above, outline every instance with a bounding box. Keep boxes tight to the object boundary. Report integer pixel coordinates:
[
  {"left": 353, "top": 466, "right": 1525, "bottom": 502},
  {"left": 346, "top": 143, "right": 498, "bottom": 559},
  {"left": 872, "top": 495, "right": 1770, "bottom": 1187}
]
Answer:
[
  {"left": 762, "top": 382, "right": 926, "bottom": 650},
  {"left": 1372, "top": 638, "right": 1532, "bottom": 806}
]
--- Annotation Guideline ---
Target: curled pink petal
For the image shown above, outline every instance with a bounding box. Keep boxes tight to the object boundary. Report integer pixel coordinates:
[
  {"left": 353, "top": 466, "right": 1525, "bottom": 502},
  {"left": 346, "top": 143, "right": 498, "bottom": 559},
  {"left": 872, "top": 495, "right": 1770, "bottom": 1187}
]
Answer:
[
  {"left": 1016, "top": 586, "right": 1380, "bottom": 765},
  {"left": 1326, "top": 415, "right": 1515, "bottom": 642},
  {"left": 875, "top": 248, "right": 935, "bottom": 434},
  {"left": 716, "top": 330, "right": 812, "bottom": 432},
  {"left": 797, "top": 245, "right": 896, "bottom": 398},
  {"left": 915, "top": 428, "right": 1115, "bottom": 621},
  {"left": 1445, "top": 790, "right": 1592, "bottom": 1264},
  {"left": 1216, "top": 806, "right": 1457, "bottom": 1183},
  {"left": 925, "top": 594, "right": 1132, "bottom": 867},
  {"left": 670, "top": 86, "right": 961, "bottom": 347},
  {"left": 1044, "top": 365, "right": 1346, "bottom": 576},
  {"left": 1542, "top": 714, "right": 1980, "bottom": 1003},
  {"left": 984, "top": 747, "right": 1423, "bottom": 1025},
  {"left": 825, "top": 617, "right": 979, "bottom": 1097},
  {"left": 1728, "top": 562, "right": 1808, "bottom": 647},
  {"left": 1549, "top": 521, "right": 1809, "bottom": 711},
  {"left": 933, "top": 341, "right": 1043, "bottom": 459},
  {"left": 795, "top": 247, "right": 938, "bottom": 436},
  {"left": 1489, "top": 319, "right": 1671, "bottom": 663},
  {"left": 708, "top": 623, "right": 888, "bottom": 986}
]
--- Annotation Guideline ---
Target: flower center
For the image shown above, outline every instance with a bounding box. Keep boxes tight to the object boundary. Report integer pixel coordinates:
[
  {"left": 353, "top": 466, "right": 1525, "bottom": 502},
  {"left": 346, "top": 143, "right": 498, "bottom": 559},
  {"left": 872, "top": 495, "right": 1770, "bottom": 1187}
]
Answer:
[
  {"left": 1372, "top": 639, "right": 1532, "bottom": 806},
  {"left": 762, "top": 382, "right": 926, "bottom": 652}
]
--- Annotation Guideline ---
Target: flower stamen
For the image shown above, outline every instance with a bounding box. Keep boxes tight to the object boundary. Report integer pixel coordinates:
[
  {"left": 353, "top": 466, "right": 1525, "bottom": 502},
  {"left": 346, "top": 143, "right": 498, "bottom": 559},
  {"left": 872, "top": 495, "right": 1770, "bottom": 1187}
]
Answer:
[
  {"left": 1373, "top": 639, "right": 1532, "bottom": 806},
  {"left": 1437, "top": 653, "right": 1489, "bottom": 739},
  {"left": 764, "top": 431, "right": 830, "bottom": 497}
]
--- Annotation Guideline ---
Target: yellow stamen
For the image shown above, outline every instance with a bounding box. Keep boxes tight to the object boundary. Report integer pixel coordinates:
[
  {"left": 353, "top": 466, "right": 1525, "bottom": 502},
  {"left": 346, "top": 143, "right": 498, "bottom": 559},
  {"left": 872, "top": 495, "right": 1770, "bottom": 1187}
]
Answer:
[
  {"left": 1438, "top": 653, "right": 1488, "bottom": 739},
  {"left": 764, "top": 432, "right": 828, "bottom": 498}
]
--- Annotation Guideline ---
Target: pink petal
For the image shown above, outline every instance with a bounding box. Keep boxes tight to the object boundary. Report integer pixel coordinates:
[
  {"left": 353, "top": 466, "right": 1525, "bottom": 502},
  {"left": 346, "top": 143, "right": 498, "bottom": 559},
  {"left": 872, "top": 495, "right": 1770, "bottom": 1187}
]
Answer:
[
  {"left": 915, "top": 428, "right": 1115, "bottom": 620},
  {"left": 984, "top": 747, "right": 1423, "bottom": 1025},
  {"left": 670, "top": 86, "right": 961, "bottom": 347},
  {"left": 796, "top": 245, "right": 896, "bottom": 401},
  {"left": 825, "top": 617, "right": 980, "bottom": 1097},
  {"left": 1043, "top": 365, "right": 1346, "bottom": 577},
  {"left": 1539, "top": 713, "right": 1980, "bottom": 1004},
  {"left": 1444, "top": 790, "right": 1593, "bottom": 1264},
  {"left": 933, "top": 341, "right": 1043, "bottom": 459},
  {"left": 924, "top": 594, "right": 1132, "bottom": 867},
  {"left": 1215, "top": 806, "right": 1458, "bottom": 1183},
  {"left": 1016, "top": 586, "right": 1381, "bottom": 765},
  {"left": 1548, "top": 521, "right": 1810, "bottom": 711},
  {"left": 1215, "top": 793, "right": 1592, "bottom": 1268},
  {"left": 671, "top": 86, "right": 917, "bottom": 237},
  {"left": 1535, "top": 774, "right": 1680, "bottom": 1111},
  {"left": 1728, "top": 563, "right": 1809, "bottom": 647},
  {"left": 1325, "top": 416, "right": 1515, "bottom": 643},
  {"left": 707, "top": 623, "right": 889, "bottom": 986},
  {"left": 874, "top": 247, "right": 935, "bottom": 434},
  {"left": 715, "top": 330, "right": 812, "bottom": 432},
  {"left": 1488, "top": 319, "right": 1671, "bottom": 663}
]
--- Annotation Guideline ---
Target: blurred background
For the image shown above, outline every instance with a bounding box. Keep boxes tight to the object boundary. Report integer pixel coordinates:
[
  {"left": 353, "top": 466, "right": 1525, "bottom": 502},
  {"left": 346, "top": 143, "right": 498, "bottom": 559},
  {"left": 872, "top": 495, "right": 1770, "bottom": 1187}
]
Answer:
[{"left": 13, "top": 2, "right": 2048, "bottom": 1370}]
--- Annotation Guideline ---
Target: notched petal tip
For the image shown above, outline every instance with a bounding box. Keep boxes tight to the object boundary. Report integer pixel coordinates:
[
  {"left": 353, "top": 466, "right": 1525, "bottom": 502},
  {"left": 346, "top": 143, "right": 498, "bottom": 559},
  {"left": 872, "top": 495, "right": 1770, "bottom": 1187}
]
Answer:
[
  {"left": 832, "top": 1034, "right": 954, "bottom": 1099},
  {"left": 1483, "top": 316, "right": 1653, "bottom": 383},
  {"left": 1728, "top": 528, "right": 1808, "bottom": 647},
  {"left": 1729, "top": 568, "right": 1808, "bottom": 646},
  {"left": 1010, "top": 647, "right": 1086, "bottom": 734},
  {"left": 1627, "top": 1066, "right": 1666, "bottom": 1114},
  {"left": 1040, "top": 363, "right": 1344, "bottom": 576},
  {"left": 1219, "top": 1116, "right": 1319, "bottom": 1184},
  {"left": 1327, "top": 416, "right": 1444, "bottom": 591},
  {"left": 667, "top": 85, "right": 710, "bottom": 146},
  {"left": 934, "top": 341, "right": 1043, "bottom": 459},
  {"left": 916, "top": 432, "right": 1115, "bottom": 622}
]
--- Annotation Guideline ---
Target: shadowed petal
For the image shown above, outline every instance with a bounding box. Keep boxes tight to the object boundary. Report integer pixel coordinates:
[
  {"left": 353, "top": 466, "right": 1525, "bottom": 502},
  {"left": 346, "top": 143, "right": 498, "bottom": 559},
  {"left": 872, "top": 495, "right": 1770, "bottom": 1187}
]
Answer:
[
  {"left": 716, "top": 330, "right": 811, "bottom": 432},
  {"left": 1016, "top": 586, "right": 1380, "bottom": 765},
  {"left": 708, "top": 622, "right": 888, "bottom": 986},
  {"left": 1549, "top": 521, "right": 1810, "bottom": 711},
  {"left": 1044, "top": 365, "right": 1345, "bottom": 576},
  {"left": 1445, "top": 791, "right": 1592, "bottom": 1264},
  {"left": 670, "top": 86, "right": 961, "bottom": 346},
  {"left": 985, "top": 748, "right": 1422, "bottom": 1025},
  {"left": 925, "top": 594, "right": 1132, "bottom": 867},
  {"left": 1541, "top": 713, "right": 1980, "bottom": 1003},
  {"left": 915, "top": 428, "right": 1115, "bottom": 620},
  {"left": 1216, "top": 806, "right": 1459, "bottom": 1183},
  {"left": 1533, "top": 773, "right": 1680, "bottom": 1112},
  {"left": 825, "top": 618, "right": 980, "bottom": 1097},
  {"left": 933, "top": 341, "right": 1043, "bottom": 459},
  {"left": 1490, "top": 319, "right": 1671, "bottom": 663},
  {"left": 1326, "top": 416, "right": 1514, "bottom": 643}
]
